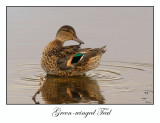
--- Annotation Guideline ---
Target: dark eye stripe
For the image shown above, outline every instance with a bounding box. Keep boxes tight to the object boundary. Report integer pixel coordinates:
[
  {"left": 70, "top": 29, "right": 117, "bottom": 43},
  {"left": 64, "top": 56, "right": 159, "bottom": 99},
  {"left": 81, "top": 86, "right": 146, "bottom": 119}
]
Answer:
[{"left": 65, "top": 29, "right": 70, "bottom": 32}]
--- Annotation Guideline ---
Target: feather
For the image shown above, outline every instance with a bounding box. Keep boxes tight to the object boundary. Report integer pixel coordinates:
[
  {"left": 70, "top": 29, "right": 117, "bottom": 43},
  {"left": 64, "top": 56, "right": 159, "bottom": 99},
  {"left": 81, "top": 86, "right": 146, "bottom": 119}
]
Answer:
[{"left": 71, "top": 54, "right": 84, "bottom": 64}]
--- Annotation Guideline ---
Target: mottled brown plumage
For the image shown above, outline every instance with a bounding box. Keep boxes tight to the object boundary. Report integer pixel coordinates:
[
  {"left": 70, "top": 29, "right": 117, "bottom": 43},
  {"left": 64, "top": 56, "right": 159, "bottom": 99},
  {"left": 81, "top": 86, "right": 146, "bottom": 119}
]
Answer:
[{"left": 41, "top": 25, "right": 106, "bottom": 76}]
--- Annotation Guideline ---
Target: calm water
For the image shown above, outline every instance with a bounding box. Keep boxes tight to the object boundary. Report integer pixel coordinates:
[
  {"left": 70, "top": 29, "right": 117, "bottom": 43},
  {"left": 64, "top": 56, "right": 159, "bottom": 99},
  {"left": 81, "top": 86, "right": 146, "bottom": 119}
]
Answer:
[{"left": 7, "top": 7, "right": 153, "bottom": 104}]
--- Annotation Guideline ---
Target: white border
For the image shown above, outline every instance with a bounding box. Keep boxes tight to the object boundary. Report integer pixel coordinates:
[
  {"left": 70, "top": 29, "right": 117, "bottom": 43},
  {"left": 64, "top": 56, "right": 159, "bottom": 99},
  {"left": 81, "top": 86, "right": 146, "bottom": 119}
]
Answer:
[{"left": 0, "top": 0, "right": 159, "bottom": 123}]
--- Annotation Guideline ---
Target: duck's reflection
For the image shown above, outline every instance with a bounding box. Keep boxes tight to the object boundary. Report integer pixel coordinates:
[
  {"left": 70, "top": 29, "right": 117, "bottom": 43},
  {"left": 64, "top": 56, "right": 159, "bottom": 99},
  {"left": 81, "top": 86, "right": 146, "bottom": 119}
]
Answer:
[{"left": 32, "top": 75, "right": 104, "bottom": 104}]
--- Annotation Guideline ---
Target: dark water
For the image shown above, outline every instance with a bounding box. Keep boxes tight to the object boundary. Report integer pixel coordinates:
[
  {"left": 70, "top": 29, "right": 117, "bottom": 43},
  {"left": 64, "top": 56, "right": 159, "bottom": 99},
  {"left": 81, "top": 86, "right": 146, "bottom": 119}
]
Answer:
[{"left": 7, "top": 7, "right": 153, "bottom": 104}]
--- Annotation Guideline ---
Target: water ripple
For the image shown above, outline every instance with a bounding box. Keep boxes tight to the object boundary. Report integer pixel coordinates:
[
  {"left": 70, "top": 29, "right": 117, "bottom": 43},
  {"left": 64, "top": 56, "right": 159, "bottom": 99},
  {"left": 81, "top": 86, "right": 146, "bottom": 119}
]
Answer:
[{"left": 7, "top": 61, "right": 153, "bottom": 104}]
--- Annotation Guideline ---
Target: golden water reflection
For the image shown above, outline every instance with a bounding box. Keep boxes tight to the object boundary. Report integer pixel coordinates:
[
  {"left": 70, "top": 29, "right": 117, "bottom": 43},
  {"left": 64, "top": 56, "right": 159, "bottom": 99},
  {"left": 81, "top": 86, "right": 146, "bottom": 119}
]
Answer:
[{"left": 33, "top": 75, "right": 104, "bottom": 104}]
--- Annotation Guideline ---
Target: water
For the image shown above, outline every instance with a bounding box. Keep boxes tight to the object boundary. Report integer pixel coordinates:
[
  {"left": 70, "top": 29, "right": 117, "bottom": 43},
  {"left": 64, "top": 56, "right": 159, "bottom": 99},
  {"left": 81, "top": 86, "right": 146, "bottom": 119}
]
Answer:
[
  {"left": 7, "top": 61, "right": 153, "bottom": 104},
  {"left": 7, "top": 7, "right": 153, "bottom": 104}
]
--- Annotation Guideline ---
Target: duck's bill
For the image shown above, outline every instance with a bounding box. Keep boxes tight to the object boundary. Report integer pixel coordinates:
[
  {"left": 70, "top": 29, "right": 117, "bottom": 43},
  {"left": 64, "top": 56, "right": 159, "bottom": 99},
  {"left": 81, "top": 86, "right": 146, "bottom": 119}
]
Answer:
[{"left": 73, "top": 37, "right": 84, "bottom": 44}]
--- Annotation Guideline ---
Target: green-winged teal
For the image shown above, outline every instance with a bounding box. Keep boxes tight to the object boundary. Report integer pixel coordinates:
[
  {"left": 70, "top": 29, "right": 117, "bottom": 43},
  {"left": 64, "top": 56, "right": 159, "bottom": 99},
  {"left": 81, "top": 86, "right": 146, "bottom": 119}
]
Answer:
[{"left": 41, "top": 25, "right": 106, "bottom": 76}]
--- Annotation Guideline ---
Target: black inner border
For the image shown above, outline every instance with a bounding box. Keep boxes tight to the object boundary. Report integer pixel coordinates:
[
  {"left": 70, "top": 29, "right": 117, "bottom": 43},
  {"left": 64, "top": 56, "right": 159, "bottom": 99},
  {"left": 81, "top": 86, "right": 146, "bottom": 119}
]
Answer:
[{"left": 6, "top": 6, "right": 154, "bottom": 105}]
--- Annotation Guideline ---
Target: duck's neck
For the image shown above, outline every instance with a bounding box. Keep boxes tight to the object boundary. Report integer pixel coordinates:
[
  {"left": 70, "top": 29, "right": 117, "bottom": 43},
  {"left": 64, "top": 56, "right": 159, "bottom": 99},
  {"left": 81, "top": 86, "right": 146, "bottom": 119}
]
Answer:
[
  {"left": 52, "top": 39, "right": 64, "bottom": 48},
  {"left": 44, "top": 39, "right": 63, "bottom": 54},
  {"left": 47, "top": 39, "right": 63, "bottom": 49}
]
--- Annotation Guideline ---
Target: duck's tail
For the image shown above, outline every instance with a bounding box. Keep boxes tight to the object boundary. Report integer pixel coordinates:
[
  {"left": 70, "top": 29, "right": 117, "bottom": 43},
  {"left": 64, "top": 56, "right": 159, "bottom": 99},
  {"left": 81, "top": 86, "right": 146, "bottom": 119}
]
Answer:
[
  {"left": 74, "top": 45, "right": 106, "bottom": 72},
  {"left": 78, "top": 45, "right": 106, "bottom": 63}
]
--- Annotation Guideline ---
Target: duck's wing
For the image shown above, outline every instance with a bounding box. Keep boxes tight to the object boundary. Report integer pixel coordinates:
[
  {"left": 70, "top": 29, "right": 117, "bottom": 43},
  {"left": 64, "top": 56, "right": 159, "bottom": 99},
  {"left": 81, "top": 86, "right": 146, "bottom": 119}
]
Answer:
[
  {"left": 77, "top": 46, "right": 106, "bottom": 64},
  {"left": 57, "top": 45, "right": 80, "bottom": 57},
  {"left": 57, "top": 45, "right": 106, "bottom": 71},
  {"left": 57, "top": 45, "right": 81, "bottom": 70}
]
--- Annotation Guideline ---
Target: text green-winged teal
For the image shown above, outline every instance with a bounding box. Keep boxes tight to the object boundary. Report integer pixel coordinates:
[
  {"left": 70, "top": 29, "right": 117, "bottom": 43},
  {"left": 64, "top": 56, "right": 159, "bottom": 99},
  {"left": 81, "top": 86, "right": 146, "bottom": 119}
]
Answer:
[{"left": 41, "top": 25, "right": 106, "bottom": 76}]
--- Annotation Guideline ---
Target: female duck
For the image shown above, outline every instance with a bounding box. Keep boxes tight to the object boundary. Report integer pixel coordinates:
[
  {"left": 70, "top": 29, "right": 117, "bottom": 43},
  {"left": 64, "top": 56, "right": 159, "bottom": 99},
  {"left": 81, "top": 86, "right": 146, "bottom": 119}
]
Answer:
[{"left": 41, "top": 25, "right": 106, "bottom": 76}]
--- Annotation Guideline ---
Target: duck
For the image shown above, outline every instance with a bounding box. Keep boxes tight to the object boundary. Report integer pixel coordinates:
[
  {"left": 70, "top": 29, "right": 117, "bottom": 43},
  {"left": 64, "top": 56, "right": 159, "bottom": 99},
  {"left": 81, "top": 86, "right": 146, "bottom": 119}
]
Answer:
[{"left": 41, "top": 25, "right": 106, "bottom": 76}]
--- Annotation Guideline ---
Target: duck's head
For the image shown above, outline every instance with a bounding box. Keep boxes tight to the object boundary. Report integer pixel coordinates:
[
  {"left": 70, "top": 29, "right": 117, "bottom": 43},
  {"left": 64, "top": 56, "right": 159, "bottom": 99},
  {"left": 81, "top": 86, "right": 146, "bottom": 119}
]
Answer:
[{"left": 56, "top": 25, "right": 84, "bottom": 44}]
